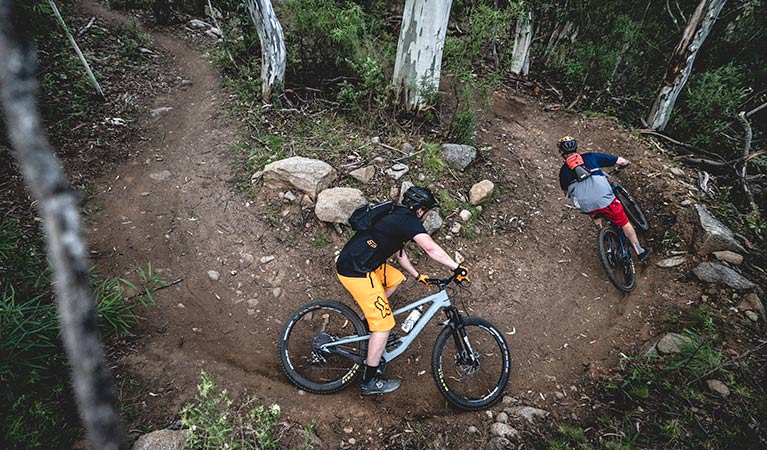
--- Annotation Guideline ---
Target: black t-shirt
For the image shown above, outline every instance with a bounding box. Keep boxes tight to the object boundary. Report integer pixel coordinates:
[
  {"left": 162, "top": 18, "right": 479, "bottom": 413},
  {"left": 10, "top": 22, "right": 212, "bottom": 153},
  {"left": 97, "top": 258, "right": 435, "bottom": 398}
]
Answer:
[{"left": 336, "top": 205, "right": 427, "bottom": 277}]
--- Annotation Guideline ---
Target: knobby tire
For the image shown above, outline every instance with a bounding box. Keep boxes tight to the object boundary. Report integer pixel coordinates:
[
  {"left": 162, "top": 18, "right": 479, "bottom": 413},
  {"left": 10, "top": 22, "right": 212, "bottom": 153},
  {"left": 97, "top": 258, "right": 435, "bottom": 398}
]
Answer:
[
  {"left": 598, "top": 226, "right": 637, "bottom": 292},
  {"left": 279, "top": 300, "right": 367, "bottom": 394},
  {"left": 431, "top": 317, "right": 511, "bottom": 410},
  {"left": 613, "top": 183, "right": 649, "bottom": 232}
]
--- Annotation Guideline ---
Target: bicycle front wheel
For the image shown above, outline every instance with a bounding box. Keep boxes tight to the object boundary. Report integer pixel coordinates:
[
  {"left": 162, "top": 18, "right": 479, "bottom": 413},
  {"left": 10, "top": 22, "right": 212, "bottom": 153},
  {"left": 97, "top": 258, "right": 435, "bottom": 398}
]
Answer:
[
  {"left": 279, "top": 300, "right": 367, "bottom": 394},
  {"left": 598, "top": 226, "right": 637, "bottom": 292},
  {"left": 613, "top": 183, "right": 649, "bottom": 231},
  {"left": 432, "top": 317, "right": 511, "bottom": 410}
]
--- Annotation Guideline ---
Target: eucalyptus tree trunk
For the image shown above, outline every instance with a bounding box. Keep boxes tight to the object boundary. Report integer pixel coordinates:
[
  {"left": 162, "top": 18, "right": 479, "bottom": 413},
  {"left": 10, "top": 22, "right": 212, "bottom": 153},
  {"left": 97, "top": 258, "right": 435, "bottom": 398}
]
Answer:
[
  {"left": 647, "top": 0, "right": 727, "bottom": 130},
  {"left": 392, "top": 0, "right": 452, "bottom": 110},
  {"left": 510, "top": 11, "right": 532, "bottom": 76},
  {"left": 246, "top": 0, "right": 286, "bottom": 102},
  {"left": 0, "top": 1, "right": 124, "bottom": 448}
]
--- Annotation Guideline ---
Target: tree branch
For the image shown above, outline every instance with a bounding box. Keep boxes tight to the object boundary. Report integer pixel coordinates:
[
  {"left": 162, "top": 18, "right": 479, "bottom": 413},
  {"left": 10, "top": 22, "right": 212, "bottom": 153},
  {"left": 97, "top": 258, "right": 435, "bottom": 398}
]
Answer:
[
  {"left": 0, "top": 2, "right": 125, "bottom": 449},
  {"left": 736, "top": 111, "right": 758, "bottom": 213}
]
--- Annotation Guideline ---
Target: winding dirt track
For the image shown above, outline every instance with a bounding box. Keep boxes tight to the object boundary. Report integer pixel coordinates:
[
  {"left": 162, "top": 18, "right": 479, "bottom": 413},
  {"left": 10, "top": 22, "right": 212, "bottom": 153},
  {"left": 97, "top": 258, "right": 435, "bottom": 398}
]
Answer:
[{"left": 81, "top": 2, "right": 695, "bottom": 446}]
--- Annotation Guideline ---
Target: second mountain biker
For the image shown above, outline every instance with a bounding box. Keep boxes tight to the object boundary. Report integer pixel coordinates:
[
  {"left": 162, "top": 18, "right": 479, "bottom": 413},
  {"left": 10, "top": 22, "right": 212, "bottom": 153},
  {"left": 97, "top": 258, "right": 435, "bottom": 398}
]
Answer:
[
  {"left": 557, "top": 135, "right": 652, "bottom": 263},
  {"left": 335, "top": 186, "right": 468, "bottom": 396}
]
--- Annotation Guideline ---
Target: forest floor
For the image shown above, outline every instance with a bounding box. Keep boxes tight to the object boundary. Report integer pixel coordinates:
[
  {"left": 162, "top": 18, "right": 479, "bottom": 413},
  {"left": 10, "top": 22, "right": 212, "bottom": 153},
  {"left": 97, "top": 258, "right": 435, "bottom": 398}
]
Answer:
[{"left": 72, "top": 1, "right": 706, "bottom": 448}]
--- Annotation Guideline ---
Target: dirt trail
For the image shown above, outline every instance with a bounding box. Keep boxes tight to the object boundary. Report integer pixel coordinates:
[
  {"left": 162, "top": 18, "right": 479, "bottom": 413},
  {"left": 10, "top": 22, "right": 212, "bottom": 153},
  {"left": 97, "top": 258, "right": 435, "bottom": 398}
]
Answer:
[{"left": 81, "top": 2, "right": 696, "bottom": 446}]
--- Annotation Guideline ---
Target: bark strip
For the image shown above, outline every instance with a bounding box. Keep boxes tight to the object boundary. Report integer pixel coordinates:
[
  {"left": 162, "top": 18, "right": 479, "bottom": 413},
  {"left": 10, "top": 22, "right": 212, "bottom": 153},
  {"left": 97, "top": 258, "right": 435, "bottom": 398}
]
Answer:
[{"left": 0, "top": 2, "right": 125, "bottom": 449}]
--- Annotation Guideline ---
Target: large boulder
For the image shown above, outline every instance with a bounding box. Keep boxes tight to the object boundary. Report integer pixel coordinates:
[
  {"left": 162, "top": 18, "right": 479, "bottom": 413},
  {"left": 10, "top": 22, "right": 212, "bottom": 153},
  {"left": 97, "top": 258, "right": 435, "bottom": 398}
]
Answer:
[
  {"left": 132, "top": 429, "right": 188, "bottom": 450},
  {"left": 314, "top": 188, "right": 366, "bottom": 224},
  {"left": 422, "top": 209, "right": 443, "bottom": 234},
  {"left": 692, "top": 261, "right": 756, "bottom": 291},
  {"left": 691, "top": 204, "right": 746, "bottom": 255},
  {"left": 262, "top": 157, "right": 337, "bottom": 199},
  {"left": 441, "top": 144, "right": 477, "bottom": 171},
  {"left": 655, "top": 332, "right": 692, "bottom": 354}
]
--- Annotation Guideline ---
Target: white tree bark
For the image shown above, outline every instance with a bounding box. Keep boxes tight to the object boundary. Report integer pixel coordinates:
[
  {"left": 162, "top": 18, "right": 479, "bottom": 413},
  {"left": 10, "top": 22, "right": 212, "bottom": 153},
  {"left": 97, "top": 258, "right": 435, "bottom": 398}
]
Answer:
[
  {"left": 647, "top": 0, "right": 727, "bottom": 130},
  {"left": 392, "top": 0, "right": 452, "bottom": 110},
  {"left": 246, "top": 0, "right": 286, "bottom": 103},
  {"left": 0, "top": 1, "right": 124, "bottom": 448},
  {"left": 510, "top": 11, "right": 532, "bottom": 76},
  {"left": 543, "top": 21, "right": 577, "bottom": 67}
]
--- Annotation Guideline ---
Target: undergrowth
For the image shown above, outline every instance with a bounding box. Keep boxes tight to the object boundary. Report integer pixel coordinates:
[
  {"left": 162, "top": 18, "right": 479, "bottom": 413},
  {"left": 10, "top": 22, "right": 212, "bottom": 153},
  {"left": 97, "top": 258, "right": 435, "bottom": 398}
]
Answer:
[
  {"left": 541, "top": 302, "right": 767, "bottom": 449},
  {"left": 181, "top": 370, "right": 284, "bottom": 450}
]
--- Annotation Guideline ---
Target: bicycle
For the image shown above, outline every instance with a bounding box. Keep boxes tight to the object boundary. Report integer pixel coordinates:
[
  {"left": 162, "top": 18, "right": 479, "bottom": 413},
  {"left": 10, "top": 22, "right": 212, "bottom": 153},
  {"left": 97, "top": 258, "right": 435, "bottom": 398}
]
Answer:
[
  {"left": 278, "top": 274, "right": 511, "bottom": 410},
  {"left": 596, "top": 167, "right": 649, "bottom": 292}
]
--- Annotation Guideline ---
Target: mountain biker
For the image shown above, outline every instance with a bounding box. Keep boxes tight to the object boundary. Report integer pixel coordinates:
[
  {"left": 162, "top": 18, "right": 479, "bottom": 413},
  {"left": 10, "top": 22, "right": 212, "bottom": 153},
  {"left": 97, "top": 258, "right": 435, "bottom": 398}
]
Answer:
[
  {"left": 557, "top": 136, "right": 652, "bottom": 263},
  {"left": 336, "top": 186, "right": 468, "bottom": 396}
]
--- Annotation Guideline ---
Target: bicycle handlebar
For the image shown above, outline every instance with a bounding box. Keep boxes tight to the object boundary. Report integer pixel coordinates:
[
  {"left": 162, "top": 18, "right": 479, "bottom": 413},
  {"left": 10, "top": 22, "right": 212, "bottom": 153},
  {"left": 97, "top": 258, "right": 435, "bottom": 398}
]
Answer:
[{"left": 424, "top": 273, "right": 464, "bottom": 290}]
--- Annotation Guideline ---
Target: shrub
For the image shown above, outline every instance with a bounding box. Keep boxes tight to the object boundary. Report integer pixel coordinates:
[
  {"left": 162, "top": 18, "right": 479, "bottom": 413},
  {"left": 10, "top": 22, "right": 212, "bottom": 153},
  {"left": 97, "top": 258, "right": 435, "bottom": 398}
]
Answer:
[{"left": 181, "top": 370, "right": 282, "bottom": 450}]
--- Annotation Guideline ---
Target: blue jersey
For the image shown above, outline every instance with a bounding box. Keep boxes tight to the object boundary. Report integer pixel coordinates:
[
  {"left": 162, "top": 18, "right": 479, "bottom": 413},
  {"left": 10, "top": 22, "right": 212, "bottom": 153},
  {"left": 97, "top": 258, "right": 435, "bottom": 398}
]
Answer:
[
  {"left": 558, "top": 152, "right": 618, "bottom": 213},
  {"left": 558, "top": 152, "right": 618, "bottom": 190}
]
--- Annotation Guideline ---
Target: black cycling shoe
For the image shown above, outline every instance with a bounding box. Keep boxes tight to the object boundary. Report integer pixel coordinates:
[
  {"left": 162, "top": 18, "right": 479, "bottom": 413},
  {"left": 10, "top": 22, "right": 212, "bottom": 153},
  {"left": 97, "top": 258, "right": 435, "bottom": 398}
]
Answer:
[
  {"left": 637, "top": 247, "right": 653, "bottom": 265},
  {"left": 360, "top": 377, "right": 401, "bottom": 396}
]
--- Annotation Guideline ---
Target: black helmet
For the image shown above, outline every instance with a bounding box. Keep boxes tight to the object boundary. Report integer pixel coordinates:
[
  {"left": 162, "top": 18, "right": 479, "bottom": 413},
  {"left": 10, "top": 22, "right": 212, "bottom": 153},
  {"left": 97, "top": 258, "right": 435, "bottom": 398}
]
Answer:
[
  {"left": 558, "top": 136, "right": 578, "bottom": 155},
  {"left": 402, "top": 186, "right": 438, "bottom": 210}
]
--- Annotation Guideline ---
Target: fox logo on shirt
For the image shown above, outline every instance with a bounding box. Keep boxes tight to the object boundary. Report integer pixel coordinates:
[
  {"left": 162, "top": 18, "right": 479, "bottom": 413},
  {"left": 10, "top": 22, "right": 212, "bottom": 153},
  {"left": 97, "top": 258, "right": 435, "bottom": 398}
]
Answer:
[{"left": 367, "top": 239, "right": 378, "bottom": 248}]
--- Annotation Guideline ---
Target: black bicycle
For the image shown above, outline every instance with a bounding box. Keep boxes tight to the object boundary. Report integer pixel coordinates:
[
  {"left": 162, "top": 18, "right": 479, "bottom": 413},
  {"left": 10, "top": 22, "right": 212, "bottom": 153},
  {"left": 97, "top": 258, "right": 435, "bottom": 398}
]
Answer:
[
  {"left": 278, "top": 275, "right": 511, "bottom": 410},
  {"left": 597, "top": 168, "right": 649, "bottom": 292}
]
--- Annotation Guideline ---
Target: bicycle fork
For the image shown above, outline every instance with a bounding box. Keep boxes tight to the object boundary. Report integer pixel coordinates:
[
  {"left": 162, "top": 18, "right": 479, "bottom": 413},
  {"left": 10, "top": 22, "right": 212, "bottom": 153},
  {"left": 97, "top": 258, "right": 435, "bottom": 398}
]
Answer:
[{"left": 445, "top": 308, "right": 480, "bottom": 370}]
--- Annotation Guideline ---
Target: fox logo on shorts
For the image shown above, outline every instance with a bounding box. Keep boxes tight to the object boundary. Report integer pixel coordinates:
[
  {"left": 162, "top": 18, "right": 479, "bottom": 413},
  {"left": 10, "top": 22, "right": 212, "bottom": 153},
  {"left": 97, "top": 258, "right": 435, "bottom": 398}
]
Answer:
[
  {"left": 367, "top": 239, "right": 378, "bottom": 248},
  {"left": 374, "top": 296, "right": 391, "bottom": 318}
]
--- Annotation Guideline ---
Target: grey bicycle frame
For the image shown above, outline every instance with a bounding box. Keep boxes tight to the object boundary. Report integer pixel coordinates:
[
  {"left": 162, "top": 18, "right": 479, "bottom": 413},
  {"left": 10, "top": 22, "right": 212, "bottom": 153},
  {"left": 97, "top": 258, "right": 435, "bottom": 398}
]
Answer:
[{"left": 318, "top": 289, "right": 453, "bottom": 363}]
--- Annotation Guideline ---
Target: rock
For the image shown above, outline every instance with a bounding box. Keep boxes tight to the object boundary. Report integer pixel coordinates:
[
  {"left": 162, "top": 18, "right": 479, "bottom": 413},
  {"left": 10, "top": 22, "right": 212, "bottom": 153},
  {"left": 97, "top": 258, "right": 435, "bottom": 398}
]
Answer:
[
  {"left": 656, "top": 255, "right": 688, "bottom": 268},
  {"left": 283, "top": 191, "right": 297, "bottom": 203},
  {"left": 302, "top": 195, "right": 314, "bottom": 208},
  {"left": 349, "top": 165, "right": 376, "bottom": 183},
  {"left": 505, "top": 406, "right": 549, "bottom": 423},
  {"left": 206, "top": 27, "right": 222, "bottom": 38},
  {"left": 314, "top": 188, "right": 367, "bottom": 224},
  {"left": 693, "top": 261, "right": 756, "bottom": 291},
  {"left": 501, "top": 396, "right": 517, "bottom": 405},
  {"left": 149, "top": 170, "right": 172, "bottom": 181},
  {"left": 669, "top": 167, "right": 686, "bottom": 177},
  {"left": 273, "top": 287, "right": 283, "bottom": 298},
  {"left": 459, "top": 209, "right": 472, "bottom": 222},
  {"left": 712, "top": 250, "right": 744, "bottom": 265},
  {"left": 487, "top": 437, "right": 514, "bottom": 450},
  {"left": 450, "top": 223, "right": 462, "bottom": 234},
  {"left": 262, "top": 157, "right": 337, "bottom": 199},
  {"left": 737, "top": 293, "right": 765, "bottom": 320},
  {"left": 490, "top": 422, "right": 519, "bottom": 440},
  {"left": 371, "top": 136, "right": 381, "bottom": 144},
  {"left": 180, "top": 79, "right": 193, "bottom": 86},
  {"left": 496, "top": 412, "right": 509, "bottom": 424},
  {"left": 455, "top": 251, "right": 464, "bottom": 264},
  {"left": 656, "top": 332, "right": 691, "bottom": 355},
  {"left": 250, "top": 170, "right": 263, "bottom": 183},
  {"left": 150, "top": 106, "right": 173, "bottom": 117},
  {"left": 403, "top": 142, "right": 415, "bottom": 154},
  {"left": 468, "top": 426, "right": 479, "bottom": 434},
  {"left": 422, "top": 210, "right": 443, "bottom": 234},
  {"left": 260, "top": 255, "right": 275, "bottom": 264},
  {"left": 385, "top": 163, "right": 409, "bottom": 180},
  {"left": 442, "top": 144, "right": 477, "bottom": 171},
  {"left": 207, "top": 270, "right": 220, "bottom": 282},
  {"left": 247, "top": 299, "right": 259, "bottom": 308},
  {"left": 399, "top": 181, "right": 415, "bottom": 203},
  {"left": 187, "top": 19, "right": 212, "bottom": 29},
  {"left": 469, "top": 180, "right": 495, "bottom": 205},
  {"left": 132, "top": 429, "right": 188, "bottom": 450},
  {"left": 692, "top": 204, "right": 747, "bottom": 255},
  {"left": 706, "top": 379, "right": 730, "bottom": 397},
  {"left": 242, "top": 253, "right": 255, "bottom": 264},
  {"left": 745, "top": 310, "right": 759, "bottom": 322}
]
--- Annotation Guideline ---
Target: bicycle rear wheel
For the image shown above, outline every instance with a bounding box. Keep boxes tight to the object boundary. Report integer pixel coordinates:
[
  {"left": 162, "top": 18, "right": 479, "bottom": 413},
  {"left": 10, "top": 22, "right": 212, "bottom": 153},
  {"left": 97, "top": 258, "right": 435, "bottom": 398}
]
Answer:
[
  {"left": 598, "top": 226, "right": 636, "bottom": 292},
  {"left": 432, "top": 317, "right": 511, "bottom": 410},
  {"left": 612, "top": 183, "right": 649, "bottom": 231},
  {"left": 279, "top": 300, "right": 367, "bottom": 393}
]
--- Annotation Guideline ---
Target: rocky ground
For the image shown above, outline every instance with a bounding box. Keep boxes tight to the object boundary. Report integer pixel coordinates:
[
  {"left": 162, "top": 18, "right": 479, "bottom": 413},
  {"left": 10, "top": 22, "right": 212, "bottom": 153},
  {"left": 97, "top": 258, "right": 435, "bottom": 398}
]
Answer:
[{"left": 40, "top": 1, "right": 765, "bottom": 449}]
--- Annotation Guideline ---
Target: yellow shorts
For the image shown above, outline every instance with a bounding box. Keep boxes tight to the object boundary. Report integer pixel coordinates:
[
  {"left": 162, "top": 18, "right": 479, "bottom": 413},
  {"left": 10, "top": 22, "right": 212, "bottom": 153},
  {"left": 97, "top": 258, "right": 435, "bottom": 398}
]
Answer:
[{"left": 337, "top": 264, "right": 405, "bottom": 332}]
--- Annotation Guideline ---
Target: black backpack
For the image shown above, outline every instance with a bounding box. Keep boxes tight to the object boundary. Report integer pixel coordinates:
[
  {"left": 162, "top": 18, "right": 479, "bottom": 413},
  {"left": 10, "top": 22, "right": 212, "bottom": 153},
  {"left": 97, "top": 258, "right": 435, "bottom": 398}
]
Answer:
[{"left": 348, "top": 201, "right": 396, "bottom": 231}]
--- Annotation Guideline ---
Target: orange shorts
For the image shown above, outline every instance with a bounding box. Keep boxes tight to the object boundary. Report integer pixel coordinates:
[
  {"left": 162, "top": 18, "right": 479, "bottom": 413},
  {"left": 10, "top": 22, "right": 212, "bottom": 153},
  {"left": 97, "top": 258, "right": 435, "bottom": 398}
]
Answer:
[{"left": 337, "top": 264, "right": 405, "bottom": 332}]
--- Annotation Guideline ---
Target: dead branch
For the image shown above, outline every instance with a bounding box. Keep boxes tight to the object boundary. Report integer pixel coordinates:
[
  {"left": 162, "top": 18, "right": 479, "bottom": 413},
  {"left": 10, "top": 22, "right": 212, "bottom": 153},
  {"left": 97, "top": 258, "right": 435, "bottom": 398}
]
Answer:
[
  {"left": 672, "top": 155, "right": 730, "bottom": 172},
  {"left": 746, "top": 100, "right": 767, "bottom": 118},
  {"left": 736, "top": 111, "right": 758, "bottom": 213},
  {"left": 0, "top": 2, "right": 125, "bottom": 449}
]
